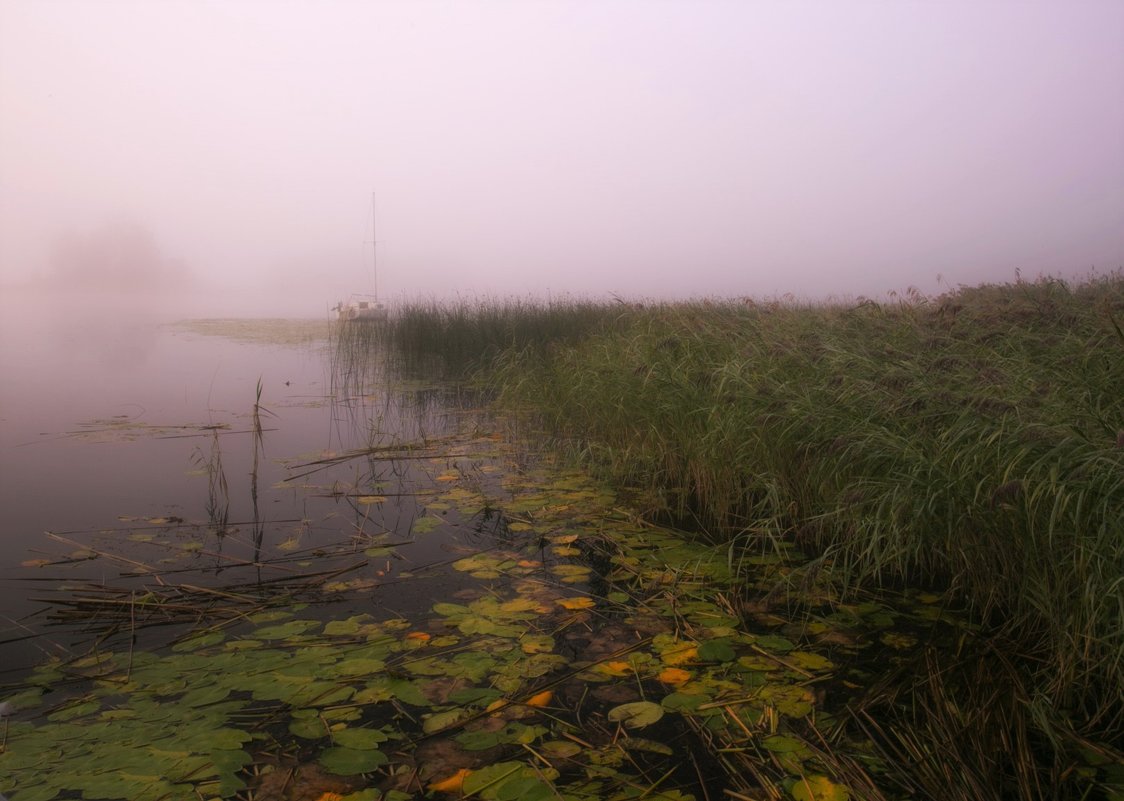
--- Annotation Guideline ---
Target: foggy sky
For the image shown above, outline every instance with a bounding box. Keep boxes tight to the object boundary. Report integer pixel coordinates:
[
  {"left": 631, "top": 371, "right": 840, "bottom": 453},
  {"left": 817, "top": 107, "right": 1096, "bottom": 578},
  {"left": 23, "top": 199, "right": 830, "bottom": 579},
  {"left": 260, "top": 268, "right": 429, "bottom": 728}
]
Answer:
[{"left": 1, "top": 0, "right": 1122, "bottom": 313}]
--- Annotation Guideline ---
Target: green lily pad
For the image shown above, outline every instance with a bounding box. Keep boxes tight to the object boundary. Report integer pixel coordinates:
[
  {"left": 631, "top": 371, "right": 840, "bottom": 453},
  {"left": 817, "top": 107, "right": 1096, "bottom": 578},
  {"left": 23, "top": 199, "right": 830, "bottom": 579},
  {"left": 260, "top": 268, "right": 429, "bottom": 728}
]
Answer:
[
  {"left": 607, "top": 701, "right": 664, "bottom": 729},
  {"left": 788, "top": 651, "right": 833, "bottom": 671},
  {"left": 332, "top": 727, "right": 389, "bottom": 750},
  {"left": 761, "top": 734, "right": 808, "bottom": 753},
  {"left": 290, "top": 716, "right": 327, "bottom": 739},
  {"left": 423, "top": 708, "right": 470, "bottom": 734},
  {"left": 697, "top": 638, "right": 736, "bottom": 662},
  {"left": 319, "top": 746, "right": 388, "bottom": 775},
  {"left": 756, "top": 634, "right": 796, "bottom": 653}
]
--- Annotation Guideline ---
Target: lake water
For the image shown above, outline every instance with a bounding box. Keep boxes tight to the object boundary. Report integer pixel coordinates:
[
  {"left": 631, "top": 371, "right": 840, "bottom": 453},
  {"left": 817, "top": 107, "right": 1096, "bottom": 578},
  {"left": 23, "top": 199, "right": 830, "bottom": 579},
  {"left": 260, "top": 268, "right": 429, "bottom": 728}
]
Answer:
[{"left": 0, "top": 292, "right": 474, "bottom": 676}]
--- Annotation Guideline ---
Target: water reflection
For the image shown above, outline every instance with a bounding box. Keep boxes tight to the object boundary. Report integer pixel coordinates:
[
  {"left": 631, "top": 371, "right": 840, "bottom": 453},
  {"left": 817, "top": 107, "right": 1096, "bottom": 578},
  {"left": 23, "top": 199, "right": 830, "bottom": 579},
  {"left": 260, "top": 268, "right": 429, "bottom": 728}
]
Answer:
[{"left": 0, "top": 301, "right": 476, "bottom": 676}]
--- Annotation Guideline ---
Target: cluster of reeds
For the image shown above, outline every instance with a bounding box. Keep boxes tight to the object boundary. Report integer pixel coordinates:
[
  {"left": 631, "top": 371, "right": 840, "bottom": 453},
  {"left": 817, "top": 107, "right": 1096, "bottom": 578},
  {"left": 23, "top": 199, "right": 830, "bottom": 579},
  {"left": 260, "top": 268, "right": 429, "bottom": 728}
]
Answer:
[
  {"left": 490, "top": 274, "right": 1122, "bottom": 778},
  {"left": 368, "top": 295, "right": 629, "bottom": 379},
  {"left": 364, "top": 275, "right": 1122, "bottom": 793}
]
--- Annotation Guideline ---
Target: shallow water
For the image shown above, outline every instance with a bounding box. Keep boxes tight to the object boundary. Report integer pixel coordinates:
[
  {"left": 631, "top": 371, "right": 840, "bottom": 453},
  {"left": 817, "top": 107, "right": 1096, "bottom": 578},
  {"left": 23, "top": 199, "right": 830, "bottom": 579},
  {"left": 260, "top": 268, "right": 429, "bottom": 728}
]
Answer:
[{"left": 0, "top": 293, "right": 466, "bottom": 675}]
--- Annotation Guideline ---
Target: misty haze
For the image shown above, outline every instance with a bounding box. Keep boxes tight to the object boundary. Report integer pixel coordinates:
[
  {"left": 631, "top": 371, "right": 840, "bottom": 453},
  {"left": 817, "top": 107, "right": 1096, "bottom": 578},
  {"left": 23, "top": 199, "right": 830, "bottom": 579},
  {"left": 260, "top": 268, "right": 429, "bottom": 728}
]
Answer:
[
  {"left": 1, "top": 3, "right": 1122, "bottom": 801},
  {"left": 2, "top": 1, "right": 1121, "bottom": 312}
]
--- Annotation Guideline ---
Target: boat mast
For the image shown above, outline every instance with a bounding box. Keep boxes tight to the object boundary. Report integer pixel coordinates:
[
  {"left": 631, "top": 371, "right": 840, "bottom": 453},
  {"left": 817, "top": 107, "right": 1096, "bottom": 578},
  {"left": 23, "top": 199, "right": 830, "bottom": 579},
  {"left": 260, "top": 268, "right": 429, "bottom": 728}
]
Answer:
[{"left": 371, "top": 191, "right": 378, "bottom": 303}]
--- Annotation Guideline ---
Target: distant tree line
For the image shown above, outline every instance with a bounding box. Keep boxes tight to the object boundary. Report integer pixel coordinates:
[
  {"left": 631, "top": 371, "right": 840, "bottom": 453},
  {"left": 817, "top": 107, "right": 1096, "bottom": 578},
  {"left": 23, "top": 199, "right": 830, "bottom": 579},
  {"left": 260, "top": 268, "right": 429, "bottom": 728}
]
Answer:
[{"left": 47, "top": 220, "right": 193, "bottom": 291}]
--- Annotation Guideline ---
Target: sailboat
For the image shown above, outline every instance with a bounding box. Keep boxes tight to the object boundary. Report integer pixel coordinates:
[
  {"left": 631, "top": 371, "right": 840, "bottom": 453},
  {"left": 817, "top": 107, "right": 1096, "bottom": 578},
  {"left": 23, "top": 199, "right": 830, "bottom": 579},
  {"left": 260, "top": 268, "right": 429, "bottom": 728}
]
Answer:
[{"left": 334, "top": 192, "right": 388, "bottom": 322}]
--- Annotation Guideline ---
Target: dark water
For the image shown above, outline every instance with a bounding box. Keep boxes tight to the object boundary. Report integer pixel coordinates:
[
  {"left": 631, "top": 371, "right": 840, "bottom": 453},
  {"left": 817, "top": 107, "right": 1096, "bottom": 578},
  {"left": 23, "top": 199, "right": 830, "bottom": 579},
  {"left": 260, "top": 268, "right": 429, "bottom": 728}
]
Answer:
[{"left": 0, "top": 295, "right": 468, "bottom": 676}]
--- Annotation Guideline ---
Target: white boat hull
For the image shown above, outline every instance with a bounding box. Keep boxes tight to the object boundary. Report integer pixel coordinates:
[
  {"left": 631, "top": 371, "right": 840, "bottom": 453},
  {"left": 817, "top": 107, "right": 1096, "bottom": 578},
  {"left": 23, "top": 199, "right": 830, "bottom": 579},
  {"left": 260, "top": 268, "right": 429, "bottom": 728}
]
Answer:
[{"left": 336, "top": 297, "right": 387, "bottom": 322}]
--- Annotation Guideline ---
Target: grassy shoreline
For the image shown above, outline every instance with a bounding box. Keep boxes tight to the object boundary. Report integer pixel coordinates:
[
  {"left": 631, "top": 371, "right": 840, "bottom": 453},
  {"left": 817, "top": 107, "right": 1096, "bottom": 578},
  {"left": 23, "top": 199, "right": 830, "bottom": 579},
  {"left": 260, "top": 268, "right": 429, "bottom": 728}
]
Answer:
[{"left": 374, "top": 275, "right": 1124, "bottom": 798}]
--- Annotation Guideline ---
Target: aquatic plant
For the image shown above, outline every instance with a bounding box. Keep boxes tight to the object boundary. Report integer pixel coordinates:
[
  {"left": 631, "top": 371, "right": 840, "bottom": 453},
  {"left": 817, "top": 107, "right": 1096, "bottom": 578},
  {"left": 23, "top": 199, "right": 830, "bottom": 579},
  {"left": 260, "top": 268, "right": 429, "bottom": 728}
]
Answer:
[
  {"left": 386, "top": 274, "right": 1123, "bottom": 798},
  {"left": 3, "top": 436, "right": 933, "bottom": 801},
  {"left": 365, "top": 295, "right": 628, "bottom": 380}
]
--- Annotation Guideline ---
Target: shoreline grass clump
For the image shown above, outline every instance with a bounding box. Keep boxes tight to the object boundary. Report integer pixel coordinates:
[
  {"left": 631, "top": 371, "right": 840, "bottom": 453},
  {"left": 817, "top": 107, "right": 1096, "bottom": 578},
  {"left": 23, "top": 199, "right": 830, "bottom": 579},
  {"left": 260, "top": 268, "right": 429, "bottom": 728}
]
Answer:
[
  {"left": 372, "top": 273, "right": 1123, "bottom": 797},
  {"left": 370, "top": 294, "right": 631, "bottom": 379}
]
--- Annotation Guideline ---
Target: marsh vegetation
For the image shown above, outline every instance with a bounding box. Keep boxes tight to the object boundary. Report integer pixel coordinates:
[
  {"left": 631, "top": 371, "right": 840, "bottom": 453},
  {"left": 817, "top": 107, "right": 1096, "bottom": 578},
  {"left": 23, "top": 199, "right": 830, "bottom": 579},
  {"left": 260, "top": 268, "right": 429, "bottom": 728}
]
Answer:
[
  {"left": 1, "top": 276, "right": 1120, "bottom": 801},
  {"left": 372, "top": 275, "right": 1124, "bottom": 800}
]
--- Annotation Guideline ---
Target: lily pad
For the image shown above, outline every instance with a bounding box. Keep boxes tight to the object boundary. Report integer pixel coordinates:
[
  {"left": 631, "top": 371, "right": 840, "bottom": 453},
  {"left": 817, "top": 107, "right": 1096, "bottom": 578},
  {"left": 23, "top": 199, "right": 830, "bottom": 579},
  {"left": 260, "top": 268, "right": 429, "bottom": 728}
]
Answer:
[
  {"left": 319, "top": 746, "right": 388, "bottom": 775},
  {"left": 607, "top": 701, "right": 664, "bottom": 729},
  {"left": 332, "top": 727, "right": 389, "bottom": 750},
  {"left": 761, "top": 734, "right": 809, "bottom": 754}
]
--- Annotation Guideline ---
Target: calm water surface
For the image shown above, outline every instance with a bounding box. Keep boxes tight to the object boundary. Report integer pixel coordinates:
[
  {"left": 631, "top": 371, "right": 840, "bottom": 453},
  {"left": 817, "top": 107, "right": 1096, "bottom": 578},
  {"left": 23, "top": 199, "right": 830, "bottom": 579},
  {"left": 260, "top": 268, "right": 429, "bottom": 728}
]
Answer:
[{"left": 0, "top": 293, "right": 473, "bottom": 676}]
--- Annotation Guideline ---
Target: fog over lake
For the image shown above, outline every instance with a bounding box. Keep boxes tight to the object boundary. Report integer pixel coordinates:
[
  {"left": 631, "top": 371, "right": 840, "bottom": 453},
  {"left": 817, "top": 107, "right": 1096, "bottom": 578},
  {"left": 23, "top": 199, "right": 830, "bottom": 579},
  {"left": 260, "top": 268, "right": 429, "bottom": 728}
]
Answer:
[{"left": 1, "top": 0, "right": 1121, "bottom": 313}]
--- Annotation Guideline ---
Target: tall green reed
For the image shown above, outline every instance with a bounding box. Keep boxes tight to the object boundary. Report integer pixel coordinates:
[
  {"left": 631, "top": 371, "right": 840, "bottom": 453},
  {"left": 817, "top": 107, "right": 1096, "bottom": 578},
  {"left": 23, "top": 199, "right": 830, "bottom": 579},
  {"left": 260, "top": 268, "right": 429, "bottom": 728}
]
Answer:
[
  {"left": 488, "top": 276, "right": 1124, "bottom": 743},
  {"left": 364, "top": 276, "right": 1123, "bottom": 793}
]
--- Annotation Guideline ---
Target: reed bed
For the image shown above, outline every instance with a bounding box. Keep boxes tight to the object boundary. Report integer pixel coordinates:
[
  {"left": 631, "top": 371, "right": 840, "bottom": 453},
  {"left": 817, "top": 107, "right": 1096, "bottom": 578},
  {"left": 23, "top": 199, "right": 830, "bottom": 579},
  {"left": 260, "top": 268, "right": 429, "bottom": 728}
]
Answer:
[
  {"left": 352, "top": 295, "right": 630, "bottom": 379},
  {"left": 372, "top": 274, "right": 1124, "bottom": 795}
]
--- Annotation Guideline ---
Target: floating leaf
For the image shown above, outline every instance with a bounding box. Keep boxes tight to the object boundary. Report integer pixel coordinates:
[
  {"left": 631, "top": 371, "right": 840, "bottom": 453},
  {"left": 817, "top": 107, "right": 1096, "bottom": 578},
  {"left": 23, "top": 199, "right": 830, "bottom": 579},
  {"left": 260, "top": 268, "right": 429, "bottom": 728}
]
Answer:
[
  {"left": 661, "top": 692, "right": 708, "bottom": 712},
  {"left": 492, "top": 776, "right": 556, "bottom": 801},
  {"left": 540, "top": 740, "right": 582, "bottom": 759},
  {"left": 660, "top": 644, "right": 699, "bottom": 666},
  {"left": 253, "top": 619, "right": 320, "bottom": 640},
  {"left": 596, "top": 661, "right": 634, "bottom": 677},
  {"left": 788, "top": 651, "right": 834, "bottom": 671},
  {"left": 525, "top": 690, "right": 553, "bottom": 707},
  {"left": 697, "top": 638, "right": 736, "bottom": 663},
  {"left": 423, "top": 708, "right": 469, "bottom": 734},
  {"left": 290, "top": 716, "right": 327, "bottom": 739},
  {"left": 356, "top": 495, "right": 386, "bottom": 505},
  {"left": 520, "top": 634, "right": 555, "bottom": 655},
  {"left": 412, "top": 516, "right": 443, "bottom": 534},
  {"left": 761, "top": 735, "right": 808, "bottom": 754},
  {"left": 880, "top": 632, "right": 918, "bottom": 650},
  {"left": 607, "top": 701, "right": 664, "bottom": 729},
  {"left": 433, "top": 601, "right": 472, "bottom": 617},
  {"left": 556, "top": 597, "right": 595, "bottom": 610},
  {"left": 658, "top": 667, "right": 691, "bottom": 686},
  {"left": 323, "top": 615, "right": 379, "bottom": 636},
  {"left": 550, "top": 564, "right": 592, "bottom": 584},
  {"left": 759, "top": 684, "right": 815, "bottom": 717},
  {"left": 172, "top": 632, "right": 225, "bottom": 652},
  {"left": 387, "top": 678, "right": 429, "bottom": 706},
  {"left": 462, "top": 762, "right": 557, "bottom": 799},
  {"left": 756, "top": 634, "right": 795, "bottom": 653},
  {"left": 332, "top": 727, "right": 388, "bottom": 750},
  {"left": 791, "top": 775, "right": 851, "bottom": 801},
  {"left": 319, "top": 746, "right": 388, "bottom": 775},
  {"left": 428, "top": 768, "right": 472, "bottom": 793},
  {"left": 499, "top": 598, "right": 540, "bottom": 614}
]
